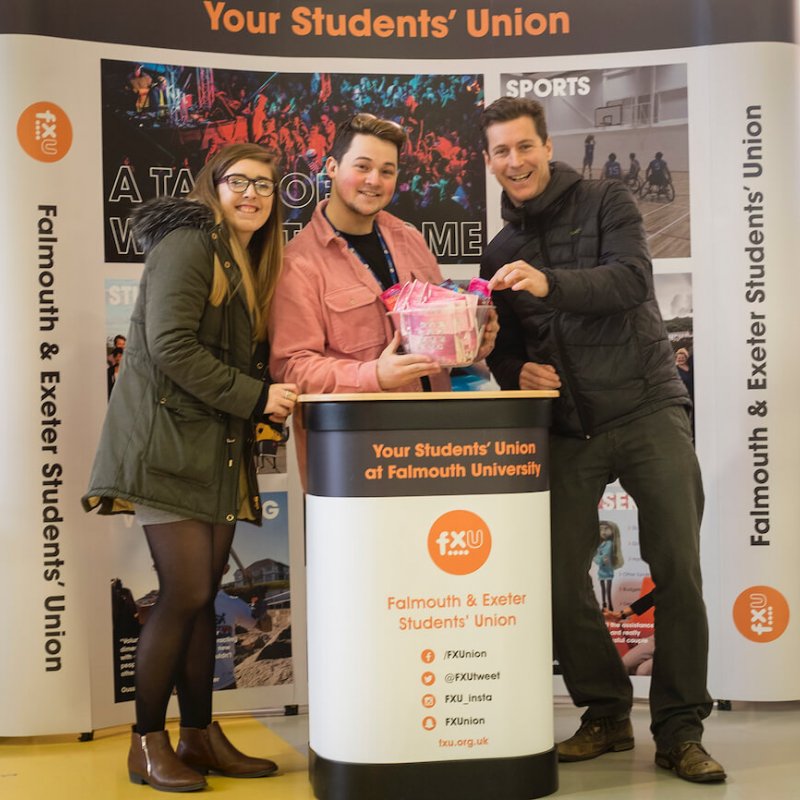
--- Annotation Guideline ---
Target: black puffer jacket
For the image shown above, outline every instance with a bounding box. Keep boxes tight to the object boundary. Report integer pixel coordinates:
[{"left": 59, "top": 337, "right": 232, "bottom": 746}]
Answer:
[{"left": 481, "top": 161, "right": 688, "bottom": 438}]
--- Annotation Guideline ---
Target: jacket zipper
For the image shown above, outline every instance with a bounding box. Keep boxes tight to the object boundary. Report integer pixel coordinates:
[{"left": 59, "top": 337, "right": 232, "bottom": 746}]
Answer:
[
  {"left": 536, "top": 220, "right": 592, "bottom": 439},
  {"left": 226, "top": 435, "right": 239, "bottom": 521}
]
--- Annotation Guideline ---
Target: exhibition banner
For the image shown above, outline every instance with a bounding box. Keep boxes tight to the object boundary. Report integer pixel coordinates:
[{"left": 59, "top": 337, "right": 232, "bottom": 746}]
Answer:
[{"left": 1, "top": 0, "right": 797, "bottom": 735}]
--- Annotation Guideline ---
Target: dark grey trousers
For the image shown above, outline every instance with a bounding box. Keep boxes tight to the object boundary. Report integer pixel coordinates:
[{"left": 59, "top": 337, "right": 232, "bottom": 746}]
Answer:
[{"left": 550, "top": 405, "right": 713, "bottom": 749}]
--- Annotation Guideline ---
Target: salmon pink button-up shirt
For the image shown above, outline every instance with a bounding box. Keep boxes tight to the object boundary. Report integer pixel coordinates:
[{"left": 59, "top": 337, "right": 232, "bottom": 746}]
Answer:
[{"left": 269, "top": 200, "right": 452, "bottom": 395}]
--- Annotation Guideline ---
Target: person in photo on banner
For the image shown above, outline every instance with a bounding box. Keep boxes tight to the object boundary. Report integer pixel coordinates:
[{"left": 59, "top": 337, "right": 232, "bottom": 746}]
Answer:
[
  {"left": 478, "top": 96, "right": 725, "bottom": 784},
  {"left": 107, "top": 333, "right": 127, "bottom": 365},
  {"left": 213, "top": 564, "right": 272, "bottom": 691},
  {"left": 268, "top": 112, "right": 498, "bottom": 429},
  {"left": 646, "top": 150, "right": 672, "bottom": 188},
  {"left": 581, "top": 134, "right": 595, "bottom": 179},
  {"left": 593, "top": 520, "right": 624, "bottom": 611},
  {"left": 107, "top": 346, "right": 124, "bottom": 397},
  {"left": 83, "top": 143, "right": 297, "bottom": 792},
  {"left": 605, "top": 589, "right": 656, "bottom": 676},
  {"left": 601, "top": 152, "right": 623, "bottom": 181},
  {"left": 626, "top": 153, "right": 641, "bottom": 186},
  {"left": 675, "top": 346, "right": 696, "bottom": 439},
  {"left": 128, "top": 64, "right": 153, "bottom": 113}
]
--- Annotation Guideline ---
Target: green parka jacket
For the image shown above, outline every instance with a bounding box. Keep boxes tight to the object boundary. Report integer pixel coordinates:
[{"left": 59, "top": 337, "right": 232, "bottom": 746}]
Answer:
[{"left": 82, "top": 197, "right": 270, "bottom": 524}]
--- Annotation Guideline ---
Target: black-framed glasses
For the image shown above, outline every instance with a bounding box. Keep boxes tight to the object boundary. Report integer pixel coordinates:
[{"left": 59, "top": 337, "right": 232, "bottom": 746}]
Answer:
[{"left": 218, "top": 174, "right": 276, "bottom": 197}]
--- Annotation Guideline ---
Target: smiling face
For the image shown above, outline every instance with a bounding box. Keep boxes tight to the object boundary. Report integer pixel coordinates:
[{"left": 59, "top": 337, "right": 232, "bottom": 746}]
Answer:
[
  {"left": 484, "top": 115, "right": 553, "bottom": 206},
  {"left": 216, "top": 158, "right": 275, "bottom": 247},
  {"left": 325, "top": 133, "right": 399, "bottom": 234}
]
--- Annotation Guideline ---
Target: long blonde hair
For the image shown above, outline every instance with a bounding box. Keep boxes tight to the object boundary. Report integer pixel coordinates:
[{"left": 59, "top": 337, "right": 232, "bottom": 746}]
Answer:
[
  {"left": 599, "top": 520, "right": 625, "bottom": 569},
  {"left": 189, "top": 143, "right": 283, "bottom": 341}
]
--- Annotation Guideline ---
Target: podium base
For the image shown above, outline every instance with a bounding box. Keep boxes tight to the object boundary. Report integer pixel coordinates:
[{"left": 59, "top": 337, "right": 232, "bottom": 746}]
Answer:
[{"left": 309, "top": 747, "right": 558, "bottom": 800}]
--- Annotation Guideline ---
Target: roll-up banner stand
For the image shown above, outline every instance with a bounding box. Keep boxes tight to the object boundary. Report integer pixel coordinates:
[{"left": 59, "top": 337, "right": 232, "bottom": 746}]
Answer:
[
  {"left": 302, "top": 391, "right": 557, "bottom": 800},
  {"left": 1, "top": 0, "right": 798, "bottom": 738}
]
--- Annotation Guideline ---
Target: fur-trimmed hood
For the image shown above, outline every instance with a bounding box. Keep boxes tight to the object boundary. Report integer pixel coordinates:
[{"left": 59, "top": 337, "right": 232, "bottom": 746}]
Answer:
[{"left": 131, "top": 196, "right": 215, "bottom": 255}]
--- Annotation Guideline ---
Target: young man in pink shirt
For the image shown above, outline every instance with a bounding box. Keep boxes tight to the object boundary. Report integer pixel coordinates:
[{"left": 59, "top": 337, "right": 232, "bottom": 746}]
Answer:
[{"left": 269, "top": 112, "right": 496, "bottom": 395}]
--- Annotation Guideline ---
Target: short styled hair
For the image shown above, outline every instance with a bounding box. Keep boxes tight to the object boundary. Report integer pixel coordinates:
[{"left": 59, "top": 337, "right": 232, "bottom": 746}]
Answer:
[
  {"left": 329, "top": 113, "right": 407, "bottom": 162},
  {"left": 480, "top": 97, "right": 549, "bottom": 150}
]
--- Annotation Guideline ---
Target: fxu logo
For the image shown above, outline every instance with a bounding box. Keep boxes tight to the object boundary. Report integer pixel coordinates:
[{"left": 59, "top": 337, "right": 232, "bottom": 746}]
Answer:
[
  {"left": 428, "top": 510, "right": 491, "bottom": 575},
  {"left": 733, "top": 585, "right": 789, "bottom": 643},
  {"left": 17, "top": 102, "right": 73, "bottom": 162}
]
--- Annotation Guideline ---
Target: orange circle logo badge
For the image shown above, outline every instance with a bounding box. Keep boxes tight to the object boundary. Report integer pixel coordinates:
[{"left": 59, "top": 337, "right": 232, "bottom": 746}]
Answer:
[
  {"left": 732, "top": 585, "right": 790, "bottom": 643},
  {"left": 428, "top": 510, "right": 492, "bottom": 575},
  {"left": 421, "top": 649, "right": 436, "bottom": 663},
  {"left": 17, "top": 102, "right": 73, "bottom": 162}
]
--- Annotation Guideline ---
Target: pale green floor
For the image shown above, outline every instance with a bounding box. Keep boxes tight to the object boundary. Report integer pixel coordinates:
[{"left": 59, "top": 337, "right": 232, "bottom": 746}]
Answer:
[{"left": 1, "top": 700, "right": 798, "bottom": 799}]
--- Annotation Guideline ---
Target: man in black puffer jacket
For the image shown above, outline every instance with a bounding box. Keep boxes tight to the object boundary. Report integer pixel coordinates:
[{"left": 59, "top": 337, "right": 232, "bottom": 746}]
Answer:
[{"left": 480, "top": 97, "right": 725, "bottom": 784}]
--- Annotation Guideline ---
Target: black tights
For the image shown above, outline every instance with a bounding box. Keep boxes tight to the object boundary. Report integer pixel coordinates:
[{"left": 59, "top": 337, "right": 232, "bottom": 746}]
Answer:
[
  {"left": 600, "top": 578, "right": 614, "bottom": 611},
  {"left": 135, "top": 520, "right": 235, "bottom": 735}
]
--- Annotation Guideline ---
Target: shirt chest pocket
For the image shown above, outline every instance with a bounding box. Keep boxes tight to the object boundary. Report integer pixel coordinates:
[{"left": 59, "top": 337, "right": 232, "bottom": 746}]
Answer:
[{"left": 324, "top": 284, "right": 388, "bottom": 355}]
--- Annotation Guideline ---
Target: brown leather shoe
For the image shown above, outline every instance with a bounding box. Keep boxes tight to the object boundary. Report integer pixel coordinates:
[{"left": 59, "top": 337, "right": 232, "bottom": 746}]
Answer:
[
  {"left": 655, "top": 741, "right": 727, "bottom": 782},
  {"left": 557, "top": 716, "right": 635, "bottom": 761},
  {"left": 128, "top": 729, "right": 207, "bottom": 792},
  {"left": 177, "top": 721, "right": 278, "bottom": 778}
]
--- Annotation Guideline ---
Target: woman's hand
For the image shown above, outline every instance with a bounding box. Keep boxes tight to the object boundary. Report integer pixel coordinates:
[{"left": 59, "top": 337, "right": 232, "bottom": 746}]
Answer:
[{"left": 265, "top": 382, "right": 298, "bottom": 422}]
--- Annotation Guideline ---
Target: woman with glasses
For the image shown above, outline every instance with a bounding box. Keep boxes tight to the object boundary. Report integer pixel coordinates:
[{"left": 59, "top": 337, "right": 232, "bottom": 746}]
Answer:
[{"left": 83, "top": 143, "right": 297, "bottom": 792}]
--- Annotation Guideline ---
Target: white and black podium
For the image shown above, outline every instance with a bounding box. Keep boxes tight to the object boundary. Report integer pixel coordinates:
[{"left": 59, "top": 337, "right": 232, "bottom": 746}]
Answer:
[{"left": 301, "top": 391, "right": 558, "bottom": 800}]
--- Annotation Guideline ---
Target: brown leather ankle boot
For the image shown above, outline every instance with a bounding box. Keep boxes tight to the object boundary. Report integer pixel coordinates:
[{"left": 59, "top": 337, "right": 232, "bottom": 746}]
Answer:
[
  {"left": 128, "top": 728, "right": 207, "bottom": 792},
  {"left": 176, "top": 720, "right": 278, "bottom": 778}
]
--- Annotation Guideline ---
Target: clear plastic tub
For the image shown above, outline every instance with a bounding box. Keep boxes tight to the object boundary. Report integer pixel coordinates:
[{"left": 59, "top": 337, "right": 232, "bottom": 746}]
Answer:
[{"left": 388, "top": 303, "right": 491, "bottom": 367}]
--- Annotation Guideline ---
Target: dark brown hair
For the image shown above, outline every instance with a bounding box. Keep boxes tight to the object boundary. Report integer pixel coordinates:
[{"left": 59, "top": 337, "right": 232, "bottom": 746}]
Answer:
[
  {"left": 480, "top": 97, "right": 549, "bottom": 150},
  {"left": 329, "top": 113, "right": 407, "bottom": 162}
]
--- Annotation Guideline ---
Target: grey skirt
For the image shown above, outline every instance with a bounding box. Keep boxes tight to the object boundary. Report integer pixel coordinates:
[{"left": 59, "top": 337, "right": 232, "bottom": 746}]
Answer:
[{"left": 133, "top": 503, "right": 190, "bottom": 526}]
